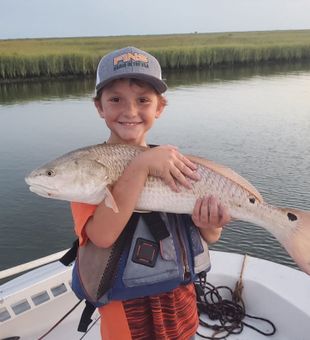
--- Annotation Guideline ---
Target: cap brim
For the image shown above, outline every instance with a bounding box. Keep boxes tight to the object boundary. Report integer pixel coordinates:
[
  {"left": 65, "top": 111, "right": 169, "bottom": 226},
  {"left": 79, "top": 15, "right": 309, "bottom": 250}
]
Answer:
[{"left": 96, "top": 73, "right": 167, "bottom": 95}]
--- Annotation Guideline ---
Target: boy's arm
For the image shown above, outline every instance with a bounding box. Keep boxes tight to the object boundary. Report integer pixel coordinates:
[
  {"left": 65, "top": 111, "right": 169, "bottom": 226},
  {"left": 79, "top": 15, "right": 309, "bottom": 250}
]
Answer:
[
  {"left": 85, "top": 158, "right": 148, "bottom": 248},
  {"left": 86, "top": 145, "right": 200, "bottom": 248},
  {"left": 192, "top": 195, "right": 231, "bottom": 244}
]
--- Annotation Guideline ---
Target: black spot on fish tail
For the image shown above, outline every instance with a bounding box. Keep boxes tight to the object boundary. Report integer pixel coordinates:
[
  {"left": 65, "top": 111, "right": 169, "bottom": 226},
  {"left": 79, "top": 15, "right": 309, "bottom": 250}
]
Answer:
[
  {"left": 249, "top": 197, "right": 256, "bottom": 204},
  {"left": 287, "top": 212, "right": 298, "bottom": 221}
]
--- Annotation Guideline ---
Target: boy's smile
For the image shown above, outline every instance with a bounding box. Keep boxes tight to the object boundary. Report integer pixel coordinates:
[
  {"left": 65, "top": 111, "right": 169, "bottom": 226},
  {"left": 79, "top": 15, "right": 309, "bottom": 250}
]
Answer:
[{"left": 95, "top": 79, "right": 165, "bottom": 146}]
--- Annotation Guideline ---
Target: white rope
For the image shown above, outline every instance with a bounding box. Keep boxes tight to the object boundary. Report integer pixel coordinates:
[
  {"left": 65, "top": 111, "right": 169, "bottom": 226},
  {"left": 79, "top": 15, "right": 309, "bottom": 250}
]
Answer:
[{"left": 0, "top": 248, "right": 70, "bottom": 279}]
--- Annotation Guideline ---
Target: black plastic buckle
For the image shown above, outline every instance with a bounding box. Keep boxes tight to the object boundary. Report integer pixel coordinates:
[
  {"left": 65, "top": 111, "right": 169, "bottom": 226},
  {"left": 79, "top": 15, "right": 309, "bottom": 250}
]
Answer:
[{"left": 132, "top": 238, "right": 159, "bottom": 267}]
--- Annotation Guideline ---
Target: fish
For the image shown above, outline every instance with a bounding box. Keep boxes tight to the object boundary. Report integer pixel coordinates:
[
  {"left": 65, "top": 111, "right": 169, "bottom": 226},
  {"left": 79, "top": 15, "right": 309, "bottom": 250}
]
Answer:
[{"left": 25, "top": 143, "right": 310, "bottom": 275}]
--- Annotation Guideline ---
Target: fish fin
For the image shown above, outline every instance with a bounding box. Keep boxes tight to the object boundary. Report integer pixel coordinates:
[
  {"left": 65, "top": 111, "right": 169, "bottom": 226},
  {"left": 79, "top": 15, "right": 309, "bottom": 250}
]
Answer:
[
  {"left": 280, "top": 208, "right": 310, "bottom": 275},
  {"left": 187, "top": 155, "right": 263, "bottom": 203},
  {"left": 104, "top": 188, "right": 119, "bottom": 213}
]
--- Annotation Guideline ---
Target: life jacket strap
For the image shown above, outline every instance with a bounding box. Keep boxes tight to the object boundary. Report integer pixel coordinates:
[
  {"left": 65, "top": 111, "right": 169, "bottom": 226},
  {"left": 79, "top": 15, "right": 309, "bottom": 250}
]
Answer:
[
  {"left": 77, "top": 300, "right": 96, "bottom": 332},
  {"left": 59, "top": 239, "right": 79, "bottom": 266},
  {"left": 142, "top": 211, "right": 170, "bottom": 242}
]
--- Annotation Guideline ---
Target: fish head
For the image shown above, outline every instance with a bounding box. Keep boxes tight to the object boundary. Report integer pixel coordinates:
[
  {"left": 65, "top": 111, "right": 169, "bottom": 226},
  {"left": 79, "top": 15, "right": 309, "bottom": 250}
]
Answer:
[{"left": 25, "top": 155, "right": 110, "bottom": 204}]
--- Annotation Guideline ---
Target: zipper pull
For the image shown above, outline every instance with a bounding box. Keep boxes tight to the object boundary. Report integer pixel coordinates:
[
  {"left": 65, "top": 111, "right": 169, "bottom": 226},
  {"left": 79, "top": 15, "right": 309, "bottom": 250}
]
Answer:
[{"left": 183, "top": 264, "right": 191, "bottom": 281}]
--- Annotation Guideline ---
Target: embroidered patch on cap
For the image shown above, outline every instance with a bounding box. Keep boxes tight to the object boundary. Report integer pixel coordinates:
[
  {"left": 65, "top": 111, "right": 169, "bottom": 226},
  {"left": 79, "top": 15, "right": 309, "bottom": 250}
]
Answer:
[{"left": 113, "top": 52, "right": 149, "bottom": 70}]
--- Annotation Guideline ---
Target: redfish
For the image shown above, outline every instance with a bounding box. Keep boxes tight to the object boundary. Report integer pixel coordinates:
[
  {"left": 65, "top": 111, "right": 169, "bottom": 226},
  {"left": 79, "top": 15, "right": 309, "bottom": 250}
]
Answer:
[{"left": 25, "top": 143, "right": 310, "bottom": 275}]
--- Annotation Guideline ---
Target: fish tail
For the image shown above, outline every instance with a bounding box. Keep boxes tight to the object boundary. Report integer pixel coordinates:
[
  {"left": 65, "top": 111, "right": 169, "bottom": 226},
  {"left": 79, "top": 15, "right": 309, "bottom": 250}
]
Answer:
[{"left": 281, "top": 208, "right": 310, "bottom": 275}]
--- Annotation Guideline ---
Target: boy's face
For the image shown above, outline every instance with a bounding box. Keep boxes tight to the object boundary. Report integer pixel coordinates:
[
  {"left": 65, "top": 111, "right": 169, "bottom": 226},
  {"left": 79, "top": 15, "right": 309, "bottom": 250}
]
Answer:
[{"left": 95, "top": 79, "right": 165, "bottom": 146}]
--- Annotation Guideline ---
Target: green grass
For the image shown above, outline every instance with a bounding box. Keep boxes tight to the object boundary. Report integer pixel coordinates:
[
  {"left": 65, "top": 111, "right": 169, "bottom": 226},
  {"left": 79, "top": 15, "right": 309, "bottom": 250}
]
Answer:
[{"left": 1, "top": 30, "right": 310, "bottom": 80}]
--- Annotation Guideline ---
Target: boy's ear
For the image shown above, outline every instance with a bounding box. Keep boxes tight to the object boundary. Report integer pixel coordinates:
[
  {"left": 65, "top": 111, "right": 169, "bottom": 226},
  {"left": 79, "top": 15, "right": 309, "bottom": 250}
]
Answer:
[
  {"left": 94, "top": 100, "right": 105, "bottom": 119},
  {"left": 155, "top": 101, "right": 165, "bottom": 119}
]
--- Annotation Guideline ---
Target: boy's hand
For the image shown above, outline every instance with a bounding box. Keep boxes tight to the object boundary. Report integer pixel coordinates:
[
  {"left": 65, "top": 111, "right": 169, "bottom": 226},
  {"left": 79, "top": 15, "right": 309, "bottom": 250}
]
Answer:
[
  {"left": 192, "top": 195, "right": 231, "bottom": 230},
  {"left": 192, "top": 195, "right": 231, "bottom": 243},
  {"left": 136, "top": 145, "right": 200, "bottom": 192}
]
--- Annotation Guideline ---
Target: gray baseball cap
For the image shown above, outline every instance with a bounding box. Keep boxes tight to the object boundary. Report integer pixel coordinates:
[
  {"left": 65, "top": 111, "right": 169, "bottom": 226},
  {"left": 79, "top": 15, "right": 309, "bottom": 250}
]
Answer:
[{"left": 95, "top": 46, "right": 167, "bottom": 96}]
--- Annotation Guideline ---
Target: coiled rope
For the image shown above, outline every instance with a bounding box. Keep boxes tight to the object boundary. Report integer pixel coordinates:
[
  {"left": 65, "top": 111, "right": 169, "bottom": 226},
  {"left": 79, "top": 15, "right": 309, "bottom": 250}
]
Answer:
[{"left": 195, "top": 255, "right": 276, "bottom": 339}]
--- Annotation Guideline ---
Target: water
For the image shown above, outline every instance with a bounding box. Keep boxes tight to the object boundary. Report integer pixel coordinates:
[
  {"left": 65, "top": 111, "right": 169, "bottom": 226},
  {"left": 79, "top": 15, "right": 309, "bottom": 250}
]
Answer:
[{"left": 0, "top": 63, "right": 310, "bottom": 272}]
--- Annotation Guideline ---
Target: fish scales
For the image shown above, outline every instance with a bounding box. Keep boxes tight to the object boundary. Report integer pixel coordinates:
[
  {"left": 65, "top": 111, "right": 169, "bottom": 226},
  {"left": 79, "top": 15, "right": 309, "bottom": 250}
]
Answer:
[
  {"left": 136, "top": 165, "right": 249, "bottom": 214},
  {"left": 25, "top": 143, "right": 310, "bottom": 275}
]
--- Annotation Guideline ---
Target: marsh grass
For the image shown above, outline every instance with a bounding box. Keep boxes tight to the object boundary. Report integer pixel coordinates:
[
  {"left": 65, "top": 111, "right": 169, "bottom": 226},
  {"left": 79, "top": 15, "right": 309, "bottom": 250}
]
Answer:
[{"left": 1, "top": 30, "right": 310, "bottom": 80}]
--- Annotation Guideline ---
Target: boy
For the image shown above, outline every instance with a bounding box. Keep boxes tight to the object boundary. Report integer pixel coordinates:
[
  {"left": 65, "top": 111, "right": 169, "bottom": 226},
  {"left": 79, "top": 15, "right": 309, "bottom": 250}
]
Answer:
[{"left": 71, "top": 46, "right": 230, "bottom": 339}]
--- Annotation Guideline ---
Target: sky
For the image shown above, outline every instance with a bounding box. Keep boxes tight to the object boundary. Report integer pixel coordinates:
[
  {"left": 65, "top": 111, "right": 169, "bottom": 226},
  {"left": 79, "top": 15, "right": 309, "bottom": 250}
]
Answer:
[{"left": 1, "top": 0, "right": 310, "bottom": 40}]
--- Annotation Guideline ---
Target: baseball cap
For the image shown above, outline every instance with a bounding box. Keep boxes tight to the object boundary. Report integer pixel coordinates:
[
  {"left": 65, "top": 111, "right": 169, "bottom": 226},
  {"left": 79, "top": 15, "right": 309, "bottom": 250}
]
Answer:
[{"left": 95, "top": 46, "right": 167, "bottom": 96}]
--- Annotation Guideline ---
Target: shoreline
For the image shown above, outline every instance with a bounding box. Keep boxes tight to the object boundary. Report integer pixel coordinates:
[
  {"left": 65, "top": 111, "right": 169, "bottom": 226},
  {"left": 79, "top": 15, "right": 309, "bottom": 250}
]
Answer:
[{"left": 1, "top": 30, "right": 310, "bottom": 81}]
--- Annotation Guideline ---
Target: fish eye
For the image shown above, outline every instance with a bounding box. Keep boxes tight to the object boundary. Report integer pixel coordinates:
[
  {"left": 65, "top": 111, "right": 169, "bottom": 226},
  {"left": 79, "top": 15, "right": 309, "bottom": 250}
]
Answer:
[{"left": 46, "top": 169, "right": 55, "bottom": 177}]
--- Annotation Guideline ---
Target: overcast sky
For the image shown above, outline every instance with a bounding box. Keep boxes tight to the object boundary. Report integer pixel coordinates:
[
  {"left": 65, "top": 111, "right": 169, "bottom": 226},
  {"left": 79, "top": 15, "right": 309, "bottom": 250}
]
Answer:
[{"left": 1, "top": 0, "right": 310, "bottom": 40}]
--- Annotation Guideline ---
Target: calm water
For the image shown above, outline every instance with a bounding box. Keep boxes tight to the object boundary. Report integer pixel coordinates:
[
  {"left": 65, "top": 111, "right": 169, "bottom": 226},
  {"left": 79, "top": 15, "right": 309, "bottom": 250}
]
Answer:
[{"left": 0, "top": 63, "right": 310, "bottom": 272}]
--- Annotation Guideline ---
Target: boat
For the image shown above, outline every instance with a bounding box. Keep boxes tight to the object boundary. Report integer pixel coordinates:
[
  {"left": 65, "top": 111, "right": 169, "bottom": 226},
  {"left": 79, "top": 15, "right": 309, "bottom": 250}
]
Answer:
[{"left": 1, "top": 250, "right": 309, "bottom": 340}]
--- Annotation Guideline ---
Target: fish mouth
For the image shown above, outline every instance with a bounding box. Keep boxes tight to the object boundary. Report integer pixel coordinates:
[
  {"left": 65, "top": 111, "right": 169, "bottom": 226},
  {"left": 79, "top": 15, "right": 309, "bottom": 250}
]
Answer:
[
  {"left": 27, "top": 183, "right": 59, "bottom": 198},
  {"left": 25, "top": 176, "right": 32, "bottom": 186}
]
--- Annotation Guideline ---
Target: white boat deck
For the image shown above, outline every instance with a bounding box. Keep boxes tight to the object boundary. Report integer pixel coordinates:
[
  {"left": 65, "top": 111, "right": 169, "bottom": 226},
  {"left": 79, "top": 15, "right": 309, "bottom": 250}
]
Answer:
[{"left": 1, "top": 251, "right": 310, "bottom": 339}]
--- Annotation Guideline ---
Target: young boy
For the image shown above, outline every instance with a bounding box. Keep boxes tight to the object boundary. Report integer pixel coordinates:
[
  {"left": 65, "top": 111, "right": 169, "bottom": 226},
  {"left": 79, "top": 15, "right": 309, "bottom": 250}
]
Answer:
[{"left": 71, "top": 46, "right": 231, "bottom": 339}]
